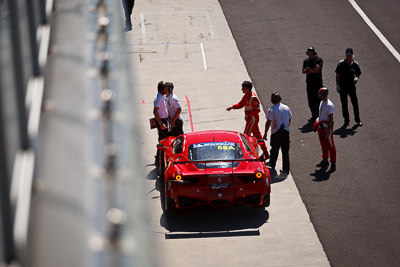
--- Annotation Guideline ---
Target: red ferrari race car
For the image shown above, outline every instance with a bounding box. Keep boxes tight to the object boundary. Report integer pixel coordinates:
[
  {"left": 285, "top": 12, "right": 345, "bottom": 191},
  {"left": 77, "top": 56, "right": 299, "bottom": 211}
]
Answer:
[{"left": 156, "top": 130, "right": 271, "bottom": 212}]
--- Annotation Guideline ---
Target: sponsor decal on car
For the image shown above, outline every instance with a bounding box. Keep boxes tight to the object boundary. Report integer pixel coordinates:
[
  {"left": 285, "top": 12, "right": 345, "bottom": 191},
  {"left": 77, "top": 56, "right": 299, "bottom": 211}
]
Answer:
[{"left": 193, "top": 142, "right": 235, "bottom": 149}]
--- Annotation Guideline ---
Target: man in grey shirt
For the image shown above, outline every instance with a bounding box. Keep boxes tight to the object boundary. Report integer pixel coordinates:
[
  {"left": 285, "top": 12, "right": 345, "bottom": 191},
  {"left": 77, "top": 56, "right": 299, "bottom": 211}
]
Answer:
[{"left": 263, "top": 92, "right": 293, "bottom": 175}]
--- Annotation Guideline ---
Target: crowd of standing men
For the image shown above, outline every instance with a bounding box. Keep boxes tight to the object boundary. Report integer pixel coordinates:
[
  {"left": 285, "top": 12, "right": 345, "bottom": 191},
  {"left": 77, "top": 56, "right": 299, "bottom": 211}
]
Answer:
[
  {"left": 152, "top": 47, "right": 362, "bottom": 174},
  {"left": 224, "top": 46, "right": 362, "bottom": 174},
  {"left": 301, "top": 46, "right": 363, "bottom": 172},
  {"left": 302, "top": 47, "right": 363, "bottom": 127}
]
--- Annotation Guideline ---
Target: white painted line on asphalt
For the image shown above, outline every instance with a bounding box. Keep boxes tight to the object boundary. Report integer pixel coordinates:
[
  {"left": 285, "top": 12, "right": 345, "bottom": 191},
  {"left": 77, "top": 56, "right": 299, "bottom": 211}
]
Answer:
[
  {"left": 348, "top": 0, "right": 400, "bottom": 62},
  {"left": 200, "top": 42, "right": 208, "bottom": 70},
  {"left": 140, "top": 13, "right": 147, "bottom": 43}
]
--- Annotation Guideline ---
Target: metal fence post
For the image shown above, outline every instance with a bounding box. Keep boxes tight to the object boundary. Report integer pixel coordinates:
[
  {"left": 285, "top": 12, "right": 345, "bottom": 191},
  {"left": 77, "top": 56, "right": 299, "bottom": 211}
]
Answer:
[
  {"left": 0, "top": 77, "right": 17, "bottom": 263},
  {"left": 8, "top": 0, "right": 30, "bottom": 149},
  {"left": 25, "top": 0, "right": 41, "bottom": 77}
]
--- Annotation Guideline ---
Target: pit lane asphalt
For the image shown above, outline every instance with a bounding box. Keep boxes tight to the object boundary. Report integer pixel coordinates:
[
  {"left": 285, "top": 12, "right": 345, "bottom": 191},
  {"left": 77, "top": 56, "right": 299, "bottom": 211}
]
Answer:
[
  {"left": 218, "top": 0, "right": 400, "bottom": 266},
  {"left": 127, "top": 0, "right": 330, "bottom": 266}
]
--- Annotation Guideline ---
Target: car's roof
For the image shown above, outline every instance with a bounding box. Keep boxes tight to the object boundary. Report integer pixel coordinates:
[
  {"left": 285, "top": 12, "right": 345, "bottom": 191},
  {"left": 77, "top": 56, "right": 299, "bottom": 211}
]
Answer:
[{"left": 184, "top": 130, "right": 243, "bottom": 145}]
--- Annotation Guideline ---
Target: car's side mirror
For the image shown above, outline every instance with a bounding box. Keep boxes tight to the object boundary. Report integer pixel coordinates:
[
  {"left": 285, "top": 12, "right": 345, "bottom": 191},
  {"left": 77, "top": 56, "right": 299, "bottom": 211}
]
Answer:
[
  {"left": 257, "top": 139, "right": 265, "bottom": 144},
  {"left": 157, "top": 144, "right": 169, "bottom": 150}
]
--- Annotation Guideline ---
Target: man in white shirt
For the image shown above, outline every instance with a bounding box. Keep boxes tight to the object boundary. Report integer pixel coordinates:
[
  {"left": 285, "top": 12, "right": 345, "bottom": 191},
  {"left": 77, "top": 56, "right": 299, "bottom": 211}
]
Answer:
[
  {"left": 263, "top": 92, "right": 293, "bottom": 175},
  {"left": 165, "top": 82, "right": 184, "bottom": 136},
  {"left": 313, "top": 87, "right": 336, "bottom": 172},
  {"left": 153, "top": 81, "right": 170, "bottom": 141}
]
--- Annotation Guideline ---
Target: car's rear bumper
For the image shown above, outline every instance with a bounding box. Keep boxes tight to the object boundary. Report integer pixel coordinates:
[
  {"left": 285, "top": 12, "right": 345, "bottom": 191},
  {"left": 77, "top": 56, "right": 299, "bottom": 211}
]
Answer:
[{"left": 166, "top": 181, "right": 270, "bottom": 208}]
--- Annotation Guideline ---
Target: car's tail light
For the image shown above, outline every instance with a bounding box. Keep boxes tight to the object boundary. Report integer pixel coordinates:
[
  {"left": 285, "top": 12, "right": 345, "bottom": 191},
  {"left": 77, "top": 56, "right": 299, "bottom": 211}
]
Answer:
[
  {"left": 238, "top": 171, "right": 264, "bottom": 183},
  {"left": 175, "top": 171, "right": 182, "bottom": 181},
  {"left": 255, "top": 168, "right": 263, "bottom": 179}
]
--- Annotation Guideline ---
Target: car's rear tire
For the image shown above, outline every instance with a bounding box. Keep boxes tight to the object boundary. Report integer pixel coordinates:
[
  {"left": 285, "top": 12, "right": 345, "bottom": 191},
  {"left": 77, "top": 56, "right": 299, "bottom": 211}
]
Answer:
[
  {"left": 157, "top": 150, "right": 165, "bottom": 180},
  {"left": 262, "top": 194, "right": 270, "bottom": 207},
  {"left": 160, "top": 181, "right": 166, "bottom": 210},
  {"left": 160, "top": 180, "right": 174, "bottom": 212},
  {"left": 166, "top": 197, "right": 174, "bottom": 211}
]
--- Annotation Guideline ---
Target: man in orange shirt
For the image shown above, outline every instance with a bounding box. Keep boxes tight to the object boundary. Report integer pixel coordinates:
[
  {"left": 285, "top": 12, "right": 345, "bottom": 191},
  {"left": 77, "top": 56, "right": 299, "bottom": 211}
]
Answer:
[{"left": 227, "top": 81, "right": 270, "bottom": 160}]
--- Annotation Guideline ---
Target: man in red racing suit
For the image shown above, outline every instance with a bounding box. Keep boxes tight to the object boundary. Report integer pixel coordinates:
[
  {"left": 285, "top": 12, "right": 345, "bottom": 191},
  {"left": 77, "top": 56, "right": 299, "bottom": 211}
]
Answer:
[
  {"left": 312, "top": 87, "right": 336, "bottom": 172},
  {"left": 227, "top": 81, "right": 270, "bottom": 160}
]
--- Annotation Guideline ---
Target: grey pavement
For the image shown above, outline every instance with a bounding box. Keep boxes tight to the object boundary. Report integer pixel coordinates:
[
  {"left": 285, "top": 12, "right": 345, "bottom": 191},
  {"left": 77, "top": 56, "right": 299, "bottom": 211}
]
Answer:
[{"left": 127, "top": 0, "right": 329, "bottom": 266}]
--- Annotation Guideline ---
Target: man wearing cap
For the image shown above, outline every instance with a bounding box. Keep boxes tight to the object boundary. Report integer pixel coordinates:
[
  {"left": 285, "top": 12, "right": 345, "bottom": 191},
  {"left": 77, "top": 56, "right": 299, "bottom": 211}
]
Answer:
[
  {"left": 227, "top": 81, "right": 270, "bottom": 160},
  {"left": 263, "top": 92, "right": 293, "bottom": 175},
  {"left": 335, "top": 48, "right": 362, "bottom": 126},
  {"left": 302, "top": 47, "right": 324, "bottom": 122}
]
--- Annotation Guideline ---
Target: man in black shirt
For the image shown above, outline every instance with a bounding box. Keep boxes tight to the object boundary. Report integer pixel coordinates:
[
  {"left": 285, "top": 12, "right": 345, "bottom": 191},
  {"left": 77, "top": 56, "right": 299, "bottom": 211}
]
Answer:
[
  {"left": 302, "top": 47, "right": 324, "bottom": 122},
  {"left": 335, "top": 48, "right": 362, "bottom": 126}
]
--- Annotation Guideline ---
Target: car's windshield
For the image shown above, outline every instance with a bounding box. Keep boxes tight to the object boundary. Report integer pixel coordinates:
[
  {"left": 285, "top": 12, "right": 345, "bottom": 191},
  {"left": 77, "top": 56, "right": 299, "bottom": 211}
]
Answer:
[{"left": 188, "top": 141, "right": 243, "bottom": 169}]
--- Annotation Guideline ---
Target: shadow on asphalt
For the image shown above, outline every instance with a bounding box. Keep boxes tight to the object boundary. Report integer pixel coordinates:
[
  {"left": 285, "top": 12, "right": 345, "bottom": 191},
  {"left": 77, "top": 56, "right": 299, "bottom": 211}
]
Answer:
[
  {"left": 268, "top": 168, "right": 287, "bottom": 184},
  {"left": 298, "top": 120, "right": 314, "bottom": 133},
  {"left": 334, "top": 123, "right": 359, "bottom": 138},
  {"left": 146, "top": 167, "right": 159, "bottom": 181},
  {"left": 160, "top": 205, "right": 269, "bottom": 237},
  {"left": 299, "top": 120, "right": 360, "bottom": 138},
  {"left": 310, "top": 165, "right": 334, "bottom": 182},
  {"left": 165, "top": 229, "right": 260, "bottom": 239}
]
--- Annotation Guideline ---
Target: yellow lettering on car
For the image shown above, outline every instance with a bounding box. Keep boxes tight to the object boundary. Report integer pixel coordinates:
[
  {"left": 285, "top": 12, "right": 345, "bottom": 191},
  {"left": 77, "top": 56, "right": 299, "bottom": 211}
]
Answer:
[{"left": 217, "top": 145, "right": 235, "bottom": 150}]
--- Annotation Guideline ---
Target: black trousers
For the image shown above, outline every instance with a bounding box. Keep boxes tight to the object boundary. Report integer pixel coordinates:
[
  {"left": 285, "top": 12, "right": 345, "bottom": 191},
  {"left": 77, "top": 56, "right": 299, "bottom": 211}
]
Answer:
[
  {"left": 269, "top": 129, "right": 290, "bottom": 173},
  {"left": 339, "top": 86, "right": 360, "bottom": 123},
  {"left": 171, "top": 118, "right": 184, "bottom": 137},
  {"left": 122, "top": 0, "right": 135, "bottom": 23},
  {"left": 306, "top": 84, "right": 321, "bottom": 119},
  {"left": 156, "top": 118, "right": 171, "bottom": 141}
]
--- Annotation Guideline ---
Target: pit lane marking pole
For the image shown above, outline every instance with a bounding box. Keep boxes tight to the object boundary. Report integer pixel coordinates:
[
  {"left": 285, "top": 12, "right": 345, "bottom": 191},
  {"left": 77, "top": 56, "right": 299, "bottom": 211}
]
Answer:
[{"left": 185, "top": 95, "right": 194, "bottom": 132}]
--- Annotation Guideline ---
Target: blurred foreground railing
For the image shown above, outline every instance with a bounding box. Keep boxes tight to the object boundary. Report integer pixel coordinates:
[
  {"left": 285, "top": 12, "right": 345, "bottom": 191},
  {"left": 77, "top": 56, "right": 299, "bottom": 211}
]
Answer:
[
  {"left": 0, "top": 0, "right": 151, "bottom": 266},
  {"left": 1, "top": 0, "right": 54, "bottom": 264}
]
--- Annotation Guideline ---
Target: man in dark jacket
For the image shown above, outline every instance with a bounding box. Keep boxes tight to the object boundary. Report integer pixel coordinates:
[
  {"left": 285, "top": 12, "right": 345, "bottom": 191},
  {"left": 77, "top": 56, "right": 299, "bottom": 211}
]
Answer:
[
  {"left": 335, "top": 48, "right": 362, "bottom": 126},
  {"left": 302, "top": 47, "right": 323, "bottom": 122}
]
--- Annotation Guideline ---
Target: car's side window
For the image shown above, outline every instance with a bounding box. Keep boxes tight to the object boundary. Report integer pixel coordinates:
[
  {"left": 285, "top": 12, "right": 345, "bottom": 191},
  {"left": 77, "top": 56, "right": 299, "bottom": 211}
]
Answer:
[
  {"left": 236, "top": 143, "right": 244, "bottom": 158},
  {"left": 172, "top": 136, "right": 184, "bottom": 154},
  {"left": 240, "top": 134, "right": 252, "bottom": 152}
]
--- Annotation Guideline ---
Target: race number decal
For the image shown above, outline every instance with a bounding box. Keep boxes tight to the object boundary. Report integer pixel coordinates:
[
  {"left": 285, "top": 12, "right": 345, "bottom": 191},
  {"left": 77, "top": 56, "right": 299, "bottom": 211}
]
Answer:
[
  {"left": 193, "top": 142, "right": 235, "bottom": 149},
  {"left": 217, "top": 145, "right": 235, "bottom": 150}
]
